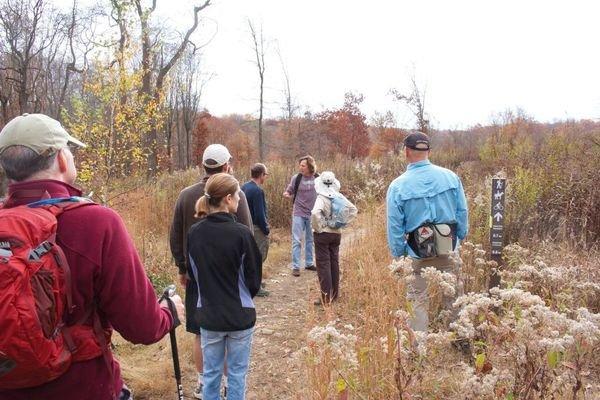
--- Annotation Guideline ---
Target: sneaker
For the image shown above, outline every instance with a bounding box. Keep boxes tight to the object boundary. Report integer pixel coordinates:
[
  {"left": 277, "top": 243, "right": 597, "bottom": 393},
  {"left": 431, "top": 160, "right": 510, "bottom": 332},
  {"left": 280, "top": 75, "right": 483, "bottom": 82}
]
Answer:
[
  {"left": 305, "top": 265, "right": 317, "bottom": 271},
  {"left": 220, "top": 384, "right": 227, "bottom": 399},
  {"left": 193, "top": 383, "right": 203, "bottom": 399},
  {"left": 256, "top": 288, "right": 270, "bottom": 297},
  {"left": 292, "top": 268, "right": 300, "bottom": 277}
]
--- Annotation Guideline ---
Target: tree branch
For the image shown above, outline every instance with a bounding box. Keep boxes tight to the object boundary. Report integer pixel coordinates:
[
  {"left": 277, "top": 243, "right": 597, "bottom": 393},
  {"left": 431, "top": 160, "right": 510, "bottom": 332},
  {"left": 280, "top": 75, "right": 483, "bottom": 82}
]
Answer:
[{"left": 155, "top": 0, "right": 211, "bottom": 90}]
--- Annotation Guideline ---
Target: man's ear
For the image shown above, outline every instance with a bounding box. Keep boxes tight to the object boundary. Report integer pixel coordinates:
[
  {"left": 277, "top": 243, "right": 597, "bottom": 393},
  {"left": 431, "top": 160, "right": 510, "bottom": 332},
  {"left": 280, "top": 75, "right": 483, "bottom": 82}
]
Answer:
[{"left": 57, "top": 149, "right": 68, "bottom": 173}]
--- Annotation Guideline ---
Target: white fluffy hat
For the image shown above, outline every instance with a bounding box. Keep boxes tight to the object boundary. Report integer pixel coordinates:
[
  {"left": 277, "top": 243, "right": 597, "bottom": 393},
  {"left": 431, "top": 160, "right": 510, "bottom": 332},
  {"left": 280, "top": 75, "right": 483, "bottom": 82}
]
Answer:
[{"left": 314, "top": 171, "right": 340, "bottom": 197}]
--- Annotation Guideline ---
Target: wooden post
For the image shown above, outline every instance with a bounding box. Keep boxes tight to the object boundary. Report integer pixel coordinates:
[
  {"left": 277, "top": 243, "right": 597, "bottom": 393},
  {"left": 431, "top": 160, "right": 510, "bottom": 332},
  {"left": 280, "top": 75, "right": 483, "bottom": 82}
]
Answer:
[{"left": 489, "top": 178, "right": 506, "bottom": 288}]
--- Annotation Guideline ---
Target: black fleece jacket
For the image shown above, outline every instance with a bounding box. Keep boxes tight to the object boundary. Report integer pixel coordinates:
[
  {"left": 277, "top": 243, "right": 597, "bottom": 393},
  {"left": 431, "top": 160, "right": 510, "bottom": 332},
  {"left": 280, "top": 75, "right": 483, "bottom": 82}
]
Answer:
[{"left": 187, "top": 212, "right": 262, "bottom": 331}]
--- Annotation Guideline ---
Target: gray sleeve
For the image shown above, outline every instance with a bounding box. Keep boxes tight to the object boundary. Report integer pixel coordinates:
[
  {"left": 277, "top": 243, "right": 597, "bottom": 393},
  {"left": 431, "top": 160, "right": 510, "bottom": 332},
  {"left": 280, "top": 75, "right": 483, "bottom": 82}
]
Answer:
[
  {"left": 236, "top": 190, "right": 254, "bottom": 235},
  {"left": 285, "top": 175, "right": 296, "bottom": 195}
]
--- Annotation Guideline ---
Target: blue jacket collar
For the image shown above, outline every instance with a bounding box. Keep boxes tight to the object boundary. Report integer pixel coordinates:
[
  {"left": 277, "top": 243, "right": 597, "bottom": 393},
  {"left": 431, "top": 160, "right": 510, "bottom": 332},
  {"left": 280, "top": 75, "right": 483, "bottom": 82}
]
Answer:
[{"left": 407, "top": 159, "right": 431, "bottom": 170}]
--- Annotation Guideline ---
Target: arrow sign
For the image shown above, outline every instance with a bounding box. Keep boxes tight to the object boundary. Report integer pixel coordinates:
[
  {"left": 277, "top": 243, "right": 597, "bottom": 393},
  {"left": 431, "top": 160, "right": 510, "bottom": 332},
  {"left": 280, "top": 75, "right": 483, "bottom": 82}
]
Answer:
[
  {"left": 490, "top": 178, "right": 506, "bottom": 289},
  {"left": 493, "top": 212, "right": 503, "bottom": 222}
]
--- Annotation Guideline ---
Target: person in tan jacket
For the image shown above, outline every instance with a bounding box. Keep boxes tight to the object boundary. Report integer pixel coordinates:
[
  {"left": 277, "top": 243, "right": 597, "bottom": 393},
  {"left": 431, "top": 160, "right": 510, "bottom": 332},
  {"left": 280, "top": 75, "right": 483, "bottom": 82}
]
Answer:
[{"left": 310, "top": 171, "right": 357, "bottom": 305}]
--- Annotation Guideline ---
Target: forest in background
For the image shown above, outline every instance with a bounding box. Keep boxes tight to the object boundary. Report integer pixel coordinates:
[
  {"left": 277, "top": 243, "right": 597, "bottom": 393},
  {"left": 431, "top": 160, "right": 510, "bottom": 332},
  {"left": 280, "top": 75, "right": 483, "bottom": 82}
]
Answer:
[
  {"left": 2, "top": 1, "right": 598, "bottom": 203},
  {"left": 1, "top": 1, "right": 600, "bottom": 248}
]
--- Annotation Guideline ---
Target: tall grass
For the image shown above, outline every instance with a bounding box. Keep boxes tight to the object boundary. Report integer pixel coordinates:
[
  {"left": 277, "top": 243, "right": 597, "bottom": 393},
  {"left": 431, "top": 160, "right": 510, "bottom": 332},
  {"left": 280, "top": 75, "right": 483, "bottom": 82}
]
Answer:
[
  {"left": 302, "top": 210, "right": 600, "bottom": 399},
  {"left": 109, "top": 128, "right": 600, "bottom": 292},
  {"left": 302, "top": 208, "right": 407, "bottom": 399},
  {"left": 99, "top": 122, "right": 600, "bottom": 399}
]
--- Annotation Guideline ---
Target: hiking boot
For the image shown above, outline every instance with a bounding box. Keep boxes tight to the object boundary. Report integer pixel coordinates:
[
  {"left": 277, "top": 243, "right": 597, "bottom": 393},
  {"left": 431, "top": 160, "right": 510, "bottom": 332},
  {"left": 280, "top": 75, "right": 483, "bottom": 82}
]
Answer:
[
  {"left": 193, "top": 383, "right": 203, "bottom": 399},
  {"left": 292, "top": 268, "right": 300, "bottom": 277},
  {"left": 256, "top": 288, "right": 270, "bottom": 297},
  {"left": 305, "top": 265, "right": 317, "bottom": 271}
]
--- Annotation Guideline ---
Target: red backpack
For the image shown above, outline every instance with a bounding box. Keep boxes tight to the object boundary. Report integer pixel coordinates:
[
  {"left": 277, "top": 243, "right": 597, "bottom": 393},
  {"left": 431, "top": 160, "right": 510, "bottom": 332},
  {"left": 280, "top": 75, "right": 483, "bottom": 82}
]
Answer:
[{"left": 0, "top": 195, "right": 110, "bottom": 389}]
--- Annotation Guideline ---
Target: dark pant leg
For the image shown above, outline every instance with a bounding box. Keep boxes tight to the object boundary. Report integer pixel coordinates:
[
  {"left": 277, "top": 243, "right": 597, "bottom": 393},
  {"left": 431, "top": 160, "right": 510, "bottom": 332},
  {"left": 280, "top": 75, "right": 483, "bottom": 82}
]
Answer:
[
  {"left": 329, "top": 233, "right": 342, "bottom": 300},
  {"left": 314, "top": 232, "right": 332, "bottom": 302},
  {"left": 119, "top": 385, "right": 133, "bottom": 400}
]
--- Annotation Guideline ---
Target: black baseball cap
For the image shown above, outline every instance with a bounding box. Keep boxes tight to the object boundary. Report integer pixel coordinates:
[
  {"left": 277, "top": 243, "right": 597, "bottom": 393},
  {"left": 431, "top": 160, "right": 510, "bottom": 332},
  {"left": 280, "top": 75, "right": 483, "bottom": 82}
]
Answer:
[{"left": 403, "top": 131, "right": 430, "bottom": 151}]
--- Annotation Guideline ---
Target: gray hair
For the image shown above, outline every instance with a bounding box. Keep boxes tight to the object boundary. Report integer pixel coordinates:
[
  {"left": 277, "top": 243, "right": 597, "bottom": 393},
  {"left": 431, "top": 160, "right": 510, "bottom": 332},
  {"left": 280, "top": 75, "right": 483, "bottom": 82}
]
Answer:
[{"left": 0, "top": 145, "right": 57, "bottom": 181}]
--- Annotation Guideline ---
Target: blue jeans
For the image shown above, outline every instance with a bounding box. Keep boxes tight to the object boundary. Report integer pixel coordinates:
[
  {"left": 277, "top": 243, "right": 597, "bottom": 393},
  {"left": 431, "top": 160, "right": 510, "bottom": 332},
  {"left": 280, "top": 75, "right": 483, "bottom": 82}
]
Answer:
[
  {"left": 201, "top": 327, "right": 254, "bottom": 400},
  {"left": 291, "top": 215, "right": 314, "bottom": 269}
]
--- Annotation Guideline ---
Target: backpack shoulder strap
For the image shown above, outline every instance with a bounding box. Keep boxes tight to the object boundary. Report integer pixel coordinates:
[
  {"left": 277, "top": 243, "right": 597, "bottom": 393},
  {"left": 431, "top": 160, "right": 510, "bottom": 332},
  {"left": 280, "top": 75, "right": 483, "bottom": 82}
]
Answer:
[
  {"left": 28, "top": 196, "right": 96, "bottom": 217},
  {"left": 292, "top": 173, "right": 303, "bottom": 204}
]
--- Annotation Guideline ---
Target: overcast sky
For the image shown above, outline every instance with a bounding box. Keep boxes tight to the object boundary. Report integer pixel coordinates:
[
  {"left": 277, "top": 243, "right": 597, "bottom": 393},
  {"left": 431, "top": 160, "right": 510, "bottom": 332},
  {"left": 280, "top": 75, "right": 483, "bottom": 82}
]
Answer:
[{"left": 65, "top": 0, "right": 600, "bottom": 129}]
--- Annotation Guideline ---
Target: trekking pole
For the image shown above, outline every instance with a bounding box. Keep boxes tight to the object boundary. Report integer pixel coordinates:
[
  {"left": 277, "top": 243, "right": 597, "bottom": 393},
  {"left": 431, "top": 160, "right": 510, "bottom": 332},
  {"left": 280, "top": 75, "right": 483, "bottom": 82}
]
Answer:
[{"left": 160, "top": 284, "right": 185, "bottom": 400}]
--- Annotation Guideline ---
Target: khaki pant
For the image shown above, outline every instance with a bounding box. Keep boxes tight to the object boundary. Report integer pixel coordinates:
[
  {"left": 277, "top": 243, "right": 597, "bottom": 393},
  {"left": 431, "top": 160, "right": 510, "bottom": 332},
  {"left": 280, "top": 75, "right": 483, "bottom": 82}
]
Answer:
[
  {"left": 407, "top": 255, "right": 462, "bottom": 331},
  {"left": 253, "top": 225, "right": 269, "bottom": 262}
]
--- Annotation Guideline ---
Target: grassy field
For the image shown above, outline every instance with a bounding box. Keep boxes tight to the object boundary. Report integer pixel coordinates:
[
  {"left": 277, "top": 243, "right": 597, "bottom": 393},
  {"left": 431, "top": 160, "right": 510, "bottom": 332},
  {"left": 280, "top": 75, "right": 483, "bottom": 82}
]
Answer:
[{"left": 109, "top": 147, "right": 600, "bottom": 399}]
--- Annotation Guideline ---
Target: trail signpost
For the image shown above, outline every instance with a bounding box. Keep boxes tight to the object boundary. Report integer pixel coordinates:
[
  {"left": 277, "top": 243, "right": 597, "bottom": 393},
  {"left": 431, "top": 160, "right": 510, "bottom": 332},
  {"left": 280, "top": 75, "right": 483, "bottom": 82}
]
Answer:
[{"left": 489, "top": 178, "right": 506, "bottom": 288}]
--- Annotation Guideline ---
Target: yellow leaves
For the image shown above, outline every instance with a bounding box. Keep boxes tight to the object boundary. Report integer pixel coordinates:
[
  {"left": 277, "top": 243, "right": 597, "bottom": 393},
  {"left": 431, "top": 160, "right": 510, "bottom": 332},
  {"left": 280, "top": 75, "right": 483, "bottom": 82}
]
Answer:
[
  {"left": 335, "top": 377, "right": 347, "bottom": 393},
  {"left": 61, "top": 60, "right": 168, "bottom": 188},
  {"left": 475, "top": 352, "right": 493, "bottom": 374},
  {"left": 358, "top": 347, "right": 370, "bottom": 366},
  {"left": 475, "top": 353, "right": 486, "bottom": 371},
  {"left": 547, "top": 350, "right": 561, "bottom": 369}
]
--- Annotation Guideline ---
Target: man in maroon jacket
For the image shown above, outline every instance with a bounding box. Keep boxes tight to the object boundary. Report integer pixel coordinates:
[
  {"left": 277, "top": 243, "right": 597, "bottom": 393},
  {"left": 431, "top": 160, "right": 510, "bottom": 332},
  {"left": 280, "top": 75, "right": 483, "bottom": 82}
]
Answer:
[{"left": 0, "top": 113, "right": 184, "bottom": 400}]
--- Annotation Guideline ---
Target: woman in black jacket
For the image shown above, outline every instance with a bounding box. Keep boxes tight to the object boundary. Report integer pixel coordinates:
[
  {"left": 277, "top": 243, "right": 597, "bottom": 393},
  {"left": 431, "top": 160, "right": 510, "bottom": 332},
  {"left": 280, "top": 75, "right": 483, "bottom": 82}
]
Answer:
[{"left": 187, "top": 173, "right": 262, "bottom": 400}]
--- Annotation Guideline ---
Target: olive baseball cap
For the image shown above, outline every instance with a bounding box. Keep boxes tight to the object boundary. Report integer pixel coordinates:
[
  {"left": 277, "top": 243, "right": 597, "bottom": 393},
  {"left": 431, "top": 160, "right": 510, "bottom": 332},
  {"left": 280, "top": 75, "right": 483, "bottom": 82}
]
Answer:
[{"left": 0, "top": 113, "right": 86, "bottom": 155}]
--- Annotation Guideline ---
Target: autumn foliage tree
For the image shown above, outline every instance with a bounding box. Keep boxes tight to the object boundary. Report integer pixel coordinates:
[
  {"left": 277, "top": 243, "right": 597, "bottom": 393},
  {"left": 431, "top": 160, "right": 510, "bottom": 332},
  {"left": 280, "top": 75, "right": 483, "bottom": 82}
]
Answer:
[
  {"left": 191, "top": 114, "right": 256, "bottom": 166},
  {"left": 317, "top": 92, "right": 371, "bottom": 158},
  {"left": 190, "top": 110, "right": 212, "bottom": 166},
  {"left": 62, "top": 61, "right": 159, "bottom": 197},
  {"left": 369, "top": 111, "right": 404, "bottom": 157}
]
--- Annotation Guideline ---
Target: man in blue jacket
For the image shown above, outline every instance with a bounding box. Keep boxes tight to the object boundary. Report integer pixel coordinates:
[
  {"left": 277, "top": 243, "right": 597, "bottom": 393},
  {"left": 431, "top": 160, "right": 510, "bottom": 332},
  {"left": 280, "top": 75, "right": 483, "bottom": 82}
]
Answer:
[
  {"left": 386, "top": 131, "right": 468, "bottom": 331},
  {"left": 242, "top": 163, "right": 271, "bottom": 297}
]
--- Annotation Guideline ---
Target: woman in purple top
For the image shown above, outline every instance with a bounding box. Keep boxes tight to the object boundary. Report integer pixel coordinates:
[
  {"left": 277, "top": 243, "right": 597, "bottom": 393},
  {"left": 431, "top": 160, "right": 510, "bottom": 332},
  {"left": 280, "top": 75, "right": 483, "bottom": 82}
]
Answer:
[{"left": 282, "top": 155, "right": 318, "bottom": 276}]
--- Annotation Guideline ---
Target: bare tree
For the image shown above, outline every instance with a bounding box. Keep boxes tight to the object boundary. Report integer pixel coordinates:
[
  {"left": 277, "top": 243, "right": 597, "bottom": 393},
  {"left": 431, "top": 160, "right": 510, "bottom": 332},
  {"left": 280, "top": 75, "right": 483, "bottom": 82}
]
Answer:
[
  {"left": 390, "top": 74, "right": 430, "bottom": 134},
  {"left": 274, "top": 45, "right": 301, "bottom": 157},
  {"left": 131, "top": 0, "right": 211, "bottom": 176},
  {"left": 276, "top": 46, "right": 297, "bottom": 122},
  {"left": 0, "top": 0, "right": 66, "bottom": 115},
  {"left": 166, "top": 45, "right": 210, "bottom": 170},
  {"left": 55, "top": 0, "right": 93, "bottom": 121},
  {"left": 108, "top": 0, "right": 130, "bottom": 105},
  {"left": 0, "top": 53, "right": 13, "bottom": 123},
  {"left": 248, "top": 19, "right": 266, "bottom": 161}
]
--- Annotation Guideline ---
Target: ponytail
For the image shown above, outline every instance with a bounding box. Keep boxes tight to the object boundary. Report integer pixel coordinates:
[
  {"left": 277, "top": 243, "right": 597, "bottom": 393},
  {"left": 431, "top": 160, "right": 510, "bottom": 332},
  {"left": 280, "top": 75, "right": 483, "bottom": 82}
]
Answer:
[
  {"left": 194, "top": 195, "right": 210, "bottom": 218},
  {"left": 194, "top": 173, "right": 240, "bottom": 218}
]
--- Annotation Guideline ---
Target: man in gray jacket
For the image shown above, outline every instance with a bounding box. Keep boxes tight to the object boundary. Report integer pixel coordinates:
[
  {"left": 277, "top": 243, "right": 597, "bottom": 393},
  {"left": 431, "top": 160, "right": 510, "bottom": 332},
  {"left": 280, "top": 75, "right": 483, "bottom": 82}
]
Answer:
[{"left": 169, "top": 143, "right": 252, "bottom": 399}]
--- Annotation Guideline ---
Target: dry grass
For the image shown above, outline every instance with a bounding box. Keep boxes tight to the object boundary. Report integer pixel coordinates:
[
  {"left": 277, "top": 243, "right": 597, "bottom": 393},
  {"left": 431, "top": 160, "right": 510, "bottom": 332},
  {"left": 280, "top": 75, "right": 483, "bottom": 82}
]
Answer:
[
  {"left": 104, "top": 152, "right": 600, "bottom": 399},
  {"left": 300, "top": 208, "right": 406, "bottom": 399},
  {"left": 301, "top": 210, "right": 600, "bottom": 399}
]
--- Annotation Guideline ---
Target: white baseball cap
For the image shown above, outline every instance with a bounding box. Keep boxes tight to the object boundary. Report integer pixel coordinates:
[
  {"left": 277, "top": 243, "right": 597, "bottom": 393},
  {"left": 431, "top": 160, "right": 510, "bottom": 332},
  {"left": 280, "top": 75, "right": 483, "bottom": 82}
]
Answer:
[{"left": 202, "top": 144, "right": 232, "bottom": 168}]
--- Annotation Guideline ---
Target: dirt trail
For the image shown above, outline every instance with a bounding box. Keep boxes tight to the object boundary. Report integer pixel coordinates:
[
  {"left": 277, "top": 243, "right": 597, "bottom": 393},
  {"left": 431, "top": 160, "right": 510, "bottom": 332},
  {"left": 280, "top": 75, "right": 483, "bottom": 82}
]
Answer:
[
  {"left": 245, "top": 230, "right": 363, "bottom": 399},
  {"left": 118, "top": 230, "right": 362, "bottom": 399},
  {"left": 245, "top": 264, "right": 315, "bottom": 399}
]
